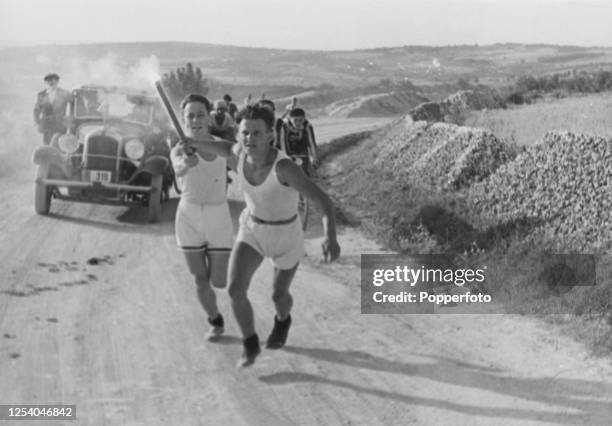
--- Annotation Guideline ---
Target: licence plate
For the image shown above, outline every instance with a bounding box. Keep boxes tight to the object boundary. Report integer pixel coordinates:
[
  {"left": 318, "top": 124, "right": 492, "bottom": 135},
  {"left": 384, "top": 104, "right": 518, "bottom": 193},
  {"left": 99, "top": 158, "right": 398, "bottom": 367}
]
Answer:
[{"left": 89, "top": 170, "right": 112, "bottom": 183}]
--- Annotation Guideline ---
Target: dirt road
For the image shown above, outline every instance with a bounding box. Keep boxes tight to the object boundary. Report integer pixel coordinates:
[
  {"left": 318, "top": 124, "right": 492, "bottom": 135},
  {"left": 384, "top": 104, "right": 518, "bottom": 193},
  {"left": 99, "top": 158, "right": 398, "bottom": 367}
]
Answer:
[{"left": 1, "top": 119, "right": 611, "bottom": 426}]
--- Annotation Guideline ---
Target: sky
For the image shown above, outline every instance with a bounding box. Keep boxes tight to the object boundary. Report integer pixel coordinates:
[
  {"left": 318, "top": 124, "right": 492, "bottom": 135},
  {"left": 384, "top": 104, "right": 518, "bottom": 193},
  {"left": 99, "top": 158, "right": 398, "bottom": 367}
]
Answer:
[{"left": 1, "top": 0, "right": 612, "bottom": 50}]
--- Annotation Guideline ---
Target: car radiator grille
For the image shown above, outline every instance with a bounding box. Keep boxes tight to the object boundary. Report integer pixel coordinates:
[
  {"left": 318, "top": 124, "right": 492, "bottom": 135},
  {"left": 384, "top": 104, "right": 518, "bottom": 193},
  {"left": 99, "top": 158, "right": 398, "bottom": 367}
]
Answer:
[{"left": 84, "top": 135, "right": 119, "bottom": 170}]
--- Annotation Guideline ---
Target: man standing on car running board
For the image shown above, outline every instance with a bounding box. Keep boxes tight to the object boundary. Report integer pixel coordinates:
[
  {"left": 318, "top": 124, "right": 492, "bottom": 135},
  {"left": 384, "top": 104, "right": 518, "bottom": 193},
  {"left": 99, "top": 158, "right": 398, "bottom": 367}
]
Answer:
[
  {"left": 171, "top": 94, "right": 233, "bottom": 342},
  {"left": 183, "top": 102, "right": 341, "bottom": 368},
  {"left": 33, "top": 73, "right": 73, "bottom": 145}
]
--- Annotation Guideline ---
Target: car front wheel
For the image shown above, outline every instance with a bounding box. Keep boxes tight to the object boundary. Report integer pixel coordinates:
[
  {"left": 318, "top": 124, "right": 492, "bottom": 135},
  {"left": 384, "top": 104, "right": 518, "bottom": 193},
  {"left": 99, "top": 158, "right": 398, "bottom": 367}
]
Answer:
[
  {"left": 148, "top": 174, "right": 163, "bottom": 223},
  {"left": 34, "top": 164, "right": 52, "bottom": 215}
]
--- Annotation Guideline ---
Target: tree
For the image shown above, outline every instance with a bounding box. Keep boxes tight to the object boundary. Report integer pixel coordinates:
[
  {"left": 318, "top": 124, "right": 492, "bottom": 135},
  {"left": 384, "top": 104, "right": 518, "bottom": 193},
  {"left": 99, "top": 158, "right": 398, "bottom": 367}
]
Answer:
[{"left": 162, "top": 62, "right": 209, "bottom": 107}]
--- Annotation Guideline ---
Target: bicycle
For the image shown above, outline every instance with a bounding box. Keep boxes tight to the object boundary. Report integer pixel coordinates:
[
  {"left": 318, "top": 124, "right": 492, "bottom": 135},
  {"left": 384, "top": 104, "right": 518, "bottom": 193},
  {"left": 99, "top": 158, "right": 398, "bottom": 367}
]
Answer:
[{"left": 290, "top": 154, "right": 312, "bottom": 231}]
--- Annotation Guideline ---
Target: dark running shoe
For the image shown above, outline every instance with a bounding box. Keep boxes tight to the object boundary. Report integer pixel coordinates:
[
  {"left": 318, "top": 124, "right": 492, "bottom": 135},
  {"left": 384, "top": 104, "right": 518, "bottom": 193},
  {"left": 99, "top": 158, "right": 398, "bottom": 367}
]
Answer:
[
  {"left": 265, "top": 315, "right": 292, "bottom": 349},
  {"left": 238, "top": 334, "right": 261, "bottom": 368},
  {"left": 205, "top": 314, "right": 224, "bottom": 341}
]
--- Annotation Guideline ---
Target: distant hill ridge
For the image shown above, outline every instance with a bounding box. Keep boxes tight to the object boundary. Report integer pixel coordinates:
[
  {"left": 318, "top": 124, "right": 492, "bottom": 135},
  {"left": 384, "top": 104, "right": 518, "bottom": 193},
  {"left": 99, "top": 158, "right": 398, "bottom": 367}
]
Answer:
[
  {"left": 4, "top": 41, "right": 612, "bottom": 119},
  {"left": 4, "top": 41, "right": 612, "bottom": 88}
]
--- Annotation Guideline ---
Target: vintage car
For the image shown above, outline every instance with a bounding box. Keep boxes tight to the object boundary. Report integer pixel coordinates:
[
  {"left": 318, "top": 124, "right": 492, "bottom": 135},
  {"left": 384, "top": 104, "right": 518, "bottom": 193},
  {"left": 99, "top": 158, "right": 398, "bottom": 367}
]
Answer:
[{"left": 32, "top": 85, "right": 175, "bottom": 222}]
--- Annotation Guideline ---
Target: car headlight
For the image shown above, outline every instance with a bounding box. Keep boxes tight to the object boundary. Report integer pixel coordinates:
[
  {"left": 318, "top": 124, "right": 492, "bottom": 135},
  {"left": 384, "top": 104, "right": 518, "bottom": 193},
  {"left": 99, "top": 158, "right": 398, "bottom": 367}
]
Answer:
[
  {"left": 58, "top": 134, "right": 79, "bottom": 154},
  {"left": 125, "top": 139, "right": 145, "bottom": 160}
]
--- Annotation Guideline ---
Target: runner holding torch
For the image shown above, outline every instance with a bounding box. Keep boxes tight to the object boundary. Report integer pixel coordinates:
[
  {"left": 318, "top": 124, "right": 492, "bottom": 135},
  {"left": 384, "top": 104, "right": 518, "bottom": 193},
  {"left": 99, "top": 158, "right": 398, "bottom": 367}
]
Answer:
[{"left": 151, "top": 75, "right": 235, "bottom": 342}]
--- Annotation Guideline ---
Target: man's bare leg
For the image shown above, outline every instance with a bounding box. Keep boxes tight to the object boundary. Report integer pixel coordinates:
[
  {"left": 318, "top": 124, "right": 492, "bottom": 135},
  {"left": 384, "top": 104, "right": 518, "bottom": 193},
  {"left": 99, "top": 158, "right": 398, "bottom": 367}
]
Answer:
[
  {"left": 266, "top": 263, "right": 298, "bottom": 349},
  {"left": 227, "top": 241, "right": 263, "bottom": 366},
  {"left": 184, "top": 250, "right": 222, "bottom": 340},
  {"left": 207, "top": 249, "right": 231, "bottom": 289},
  {"left": 272, "top": 264, "right": 298, "bottom": 320}
]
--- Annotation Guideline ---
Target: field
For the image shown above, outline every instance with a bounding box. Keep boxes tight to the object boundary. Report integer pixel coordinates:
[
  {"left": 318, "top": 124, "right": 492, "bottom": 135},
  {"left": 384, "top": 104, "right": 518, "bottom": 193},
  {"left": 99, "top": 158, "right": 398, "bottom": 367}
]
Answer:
[{"left": 464, "top": 93, "right": 612, "bottom": 147}]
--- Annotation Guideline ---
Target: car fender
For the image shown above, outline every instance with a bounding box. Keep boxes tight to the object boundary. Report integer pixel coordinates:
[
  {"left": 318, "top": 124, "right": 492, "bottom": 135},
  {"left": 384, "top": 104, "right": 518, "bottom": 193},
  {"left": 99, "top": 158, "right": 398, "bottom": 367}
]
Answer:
[
  {"left": 32, "top": 145, "right": 72, "bottom": 177},
  {"left": 141, "top": 155, "right": 169, "bottom": 176}
]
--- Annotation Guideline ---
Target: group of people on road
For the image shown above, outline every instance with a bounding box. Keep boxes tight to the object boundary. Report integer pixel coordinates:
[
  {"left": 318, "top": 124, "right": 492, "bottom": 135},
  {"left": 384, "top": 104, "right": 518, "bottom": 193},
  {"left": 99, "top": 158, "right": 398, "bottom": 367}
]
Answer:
[
  {"left": 33, "top": 71, "right": 338, "bottom": 368},
  {"left": 171, "top": 94, "right": 340, "bottom": 367},
  {"left": 206, "top": 93, "right": 319, "bottom": 174}
]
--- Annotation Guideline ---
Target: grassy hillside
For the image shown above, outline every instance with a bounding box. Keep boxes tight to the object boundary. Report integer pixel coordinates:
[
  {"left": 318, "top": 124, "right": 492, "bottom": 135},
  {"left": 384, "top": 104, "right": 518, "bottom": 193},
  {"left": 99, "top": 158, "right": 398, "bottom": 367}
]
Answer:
[{"left": 464, "top": 93, "right": 612, "bottom": 146}]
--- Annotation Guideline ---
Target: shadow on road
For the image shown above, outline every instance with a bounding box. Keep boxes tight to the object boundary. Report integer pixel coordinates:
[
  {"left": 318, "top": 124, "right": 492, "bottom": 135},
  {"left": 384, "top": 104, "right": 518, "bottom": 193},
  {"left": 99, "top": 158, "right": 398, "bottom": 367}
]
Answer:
[{"left": 259, "top": 346, "right": 611, "bottom": 425}]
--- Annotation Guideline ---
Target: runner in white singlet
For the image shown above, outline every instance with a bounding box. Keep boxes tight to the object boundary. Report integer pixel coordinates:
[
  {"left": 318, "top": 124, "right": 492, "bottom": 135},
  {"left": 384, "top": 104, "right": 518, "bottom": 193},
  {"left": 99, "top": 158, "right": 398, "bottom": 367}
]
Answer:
[
  {"left": 171, "top": 94, "right": 234, "bottom": 342},
  {"left": 183, "top": 102, "right": 341, "bottom": 368}
]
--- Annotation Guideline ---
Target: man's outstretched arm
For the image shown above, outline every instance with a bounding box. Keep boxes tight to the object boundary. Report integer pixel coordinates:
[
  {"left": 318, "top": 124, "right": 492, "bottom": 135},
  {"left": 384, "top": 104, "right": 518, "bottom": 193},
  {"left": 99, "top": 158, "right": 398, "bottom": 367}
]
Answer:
[
  {"left": 188, "top": 138, "right": 240, "bottom": 171},
  {"left": 277, "top": 159, "right": 340, "bottom": 262}
]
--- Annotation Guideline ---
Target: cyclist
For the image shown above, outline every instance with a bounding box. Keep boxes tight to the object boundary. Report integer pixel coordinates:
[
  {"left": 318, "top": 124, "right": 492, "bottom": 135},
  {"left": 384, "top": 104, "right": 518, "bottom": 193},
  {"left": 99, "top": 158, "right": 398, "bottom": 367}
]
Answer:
[{"left": 277, "top": 107, "right": 318, "bottom": 176}]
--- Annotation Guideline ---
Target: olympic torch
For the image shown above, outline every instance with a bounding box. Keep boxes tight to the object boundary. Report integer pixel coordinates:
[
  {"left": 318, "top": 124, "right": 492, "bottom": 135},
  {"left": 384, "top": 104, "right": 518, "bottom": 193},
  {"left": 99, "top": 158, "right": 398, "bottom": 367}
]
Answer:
[{"left": 150, "top": 76, "right": 195, "bottom": 155}]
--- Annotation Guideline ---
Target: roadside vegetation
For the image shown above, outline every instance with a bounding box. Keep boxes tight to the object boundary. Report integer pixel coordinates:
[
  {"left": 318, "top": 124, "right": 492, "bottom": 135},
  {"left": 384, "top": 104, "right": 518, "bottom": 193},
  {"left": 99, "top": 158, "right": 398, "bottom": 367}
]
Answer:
[{"left": 318, "top": 93, "right": 612, "bottom": 356}]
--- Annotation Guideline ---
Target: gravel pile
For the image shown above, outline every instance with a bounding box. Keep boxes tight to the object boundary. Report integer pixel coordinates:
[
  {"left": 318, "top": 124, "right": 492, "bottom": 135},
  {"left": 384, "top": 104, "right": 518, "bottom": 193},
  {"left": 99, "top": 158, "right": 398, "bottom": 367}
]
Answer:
[
  {"left": 408, "top": 89, "right": 505, "bottom": 124},
  {"left": 468, "top": 131, "right": 612, "bottom": 250},
  {"left": 376, "top": 121, "right": 515, "bottom": 190}
]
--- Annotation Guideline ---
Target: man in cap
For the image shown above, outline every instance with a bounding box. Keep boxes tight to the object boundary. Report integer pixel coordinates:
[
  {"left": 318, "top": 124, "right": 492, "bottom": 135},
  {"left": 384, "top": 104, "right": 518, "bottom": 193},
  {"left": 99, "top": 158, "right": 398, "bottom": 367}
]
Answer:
[{"left": 33, "top": 73, "right": 73, "bottom": 144}]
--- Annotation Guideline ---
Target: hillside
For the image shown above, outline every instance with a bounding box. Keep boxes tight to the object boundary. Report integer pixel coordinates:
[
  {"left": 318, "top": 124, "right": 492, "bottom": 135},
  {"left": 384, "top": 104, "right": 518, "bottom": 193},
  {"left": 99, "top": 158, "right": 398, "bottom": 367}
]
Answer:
[
  {"left": 5, "top": 41, "right": 612, "bottom": 121},
  {"left": 4, "top": 41, "right": 612, "bottom": 94},
  {"left": 325, "top": 91, "right": 430, "bottom": 118}
]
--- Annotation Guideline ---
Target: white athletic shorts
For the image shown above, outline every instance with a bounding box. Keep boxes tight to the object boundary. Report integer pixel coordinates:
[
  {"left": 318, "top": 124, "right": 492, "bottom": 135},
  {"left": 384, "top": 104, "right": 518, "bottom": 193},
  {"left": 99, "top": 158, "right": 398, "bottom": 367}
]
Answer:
[
  {"left": 236, "top": 209, "right": 305, "bottom": 270},
  {"left": 175, "top": 200, "right": 233, "bottom": 251}
]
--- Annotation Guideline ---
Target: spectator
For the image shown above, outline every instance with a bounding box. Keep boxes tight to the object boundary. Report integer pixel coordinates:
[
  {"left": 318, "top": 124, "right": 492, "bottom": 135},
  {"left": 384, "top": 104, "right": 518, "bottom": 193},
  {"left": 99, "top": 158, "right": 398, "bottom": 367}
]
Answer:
[
  {"left": 223, "top": 94, "right": 238, "bottom": 120},
  {"left": 33, "top": 73, "right": 73, "bottom": 144}
]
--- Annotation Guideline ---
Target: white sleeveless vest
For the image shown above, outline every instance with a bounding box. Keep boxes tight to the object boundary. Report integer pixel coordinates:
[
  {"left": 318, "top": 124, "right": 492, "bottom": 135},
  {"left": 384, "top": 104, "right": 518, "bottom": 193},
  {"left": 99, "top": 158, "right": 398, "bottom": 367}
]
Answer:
[
  {"left": 237, "top": 149, "right": 299, "bottom": 221},
  {"left": 178, "top": 152, "right": 227, "bottom": 205}
]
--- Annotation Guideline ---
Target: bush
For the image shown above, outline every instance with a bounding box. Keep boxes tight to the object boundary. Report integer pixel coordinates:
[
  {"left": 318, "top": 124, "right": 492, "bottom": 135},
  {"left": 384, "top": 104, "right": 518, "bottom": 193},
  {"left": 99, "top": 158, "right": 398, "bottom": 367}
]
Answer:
[
  {"left": 506, "top": 68, "right": 612, "bottom": 102},
  {"left": 161, "top": 63, "right": 209, "bottom": 107},
  {"left": 506, "top": 92, "right": 524, "bottom": 105}
]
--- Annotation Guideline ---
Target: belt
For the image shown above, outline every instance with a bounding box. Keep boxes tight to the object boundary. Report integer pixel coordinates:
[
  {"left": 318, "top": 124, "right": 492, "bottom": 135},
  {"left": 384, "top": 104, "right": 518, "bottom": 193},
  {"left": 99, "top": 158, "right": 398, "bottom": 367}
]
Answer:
[{"left": 249, "top": 213, "right": 297, "bottom": 225}]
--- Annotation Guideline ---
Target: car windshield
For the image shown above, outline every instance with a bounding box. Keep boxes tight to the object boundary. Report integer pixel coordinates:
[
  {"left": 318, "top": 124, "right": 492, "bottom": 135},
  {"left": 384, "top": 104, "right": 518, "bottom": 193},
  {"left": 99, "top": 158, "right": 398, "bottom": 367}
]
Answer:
[{"left": 74, "top": 88, "right": 154, "bottom": 125}]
